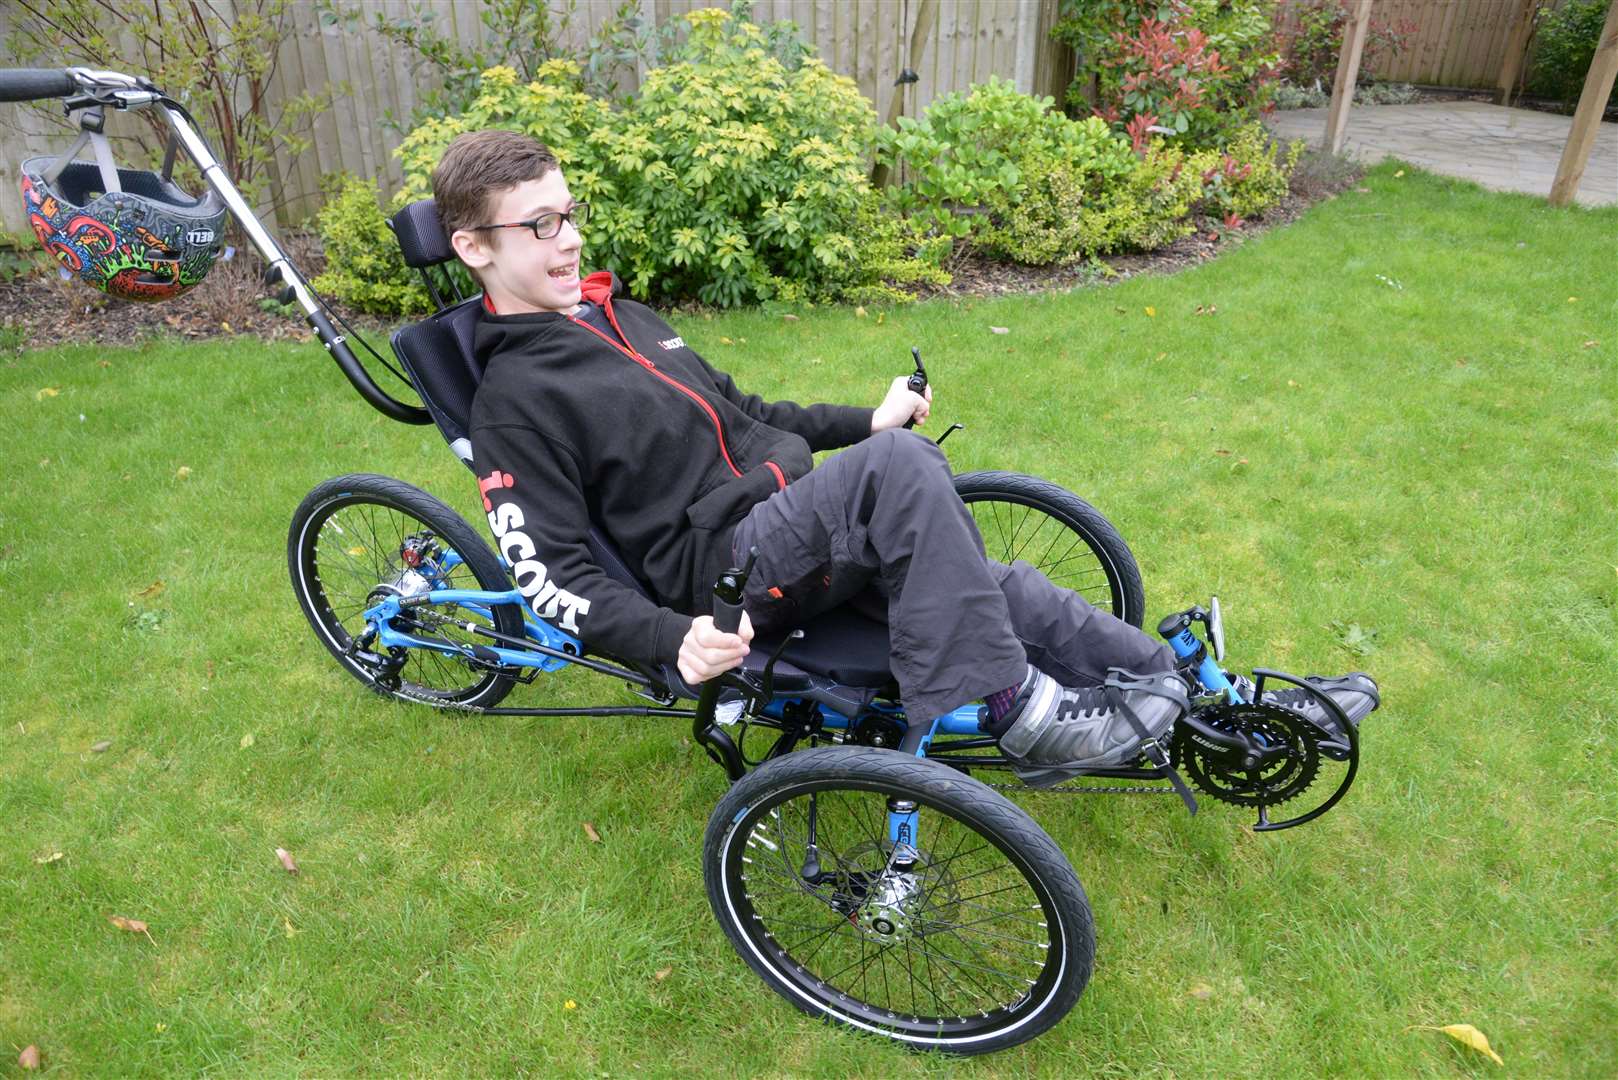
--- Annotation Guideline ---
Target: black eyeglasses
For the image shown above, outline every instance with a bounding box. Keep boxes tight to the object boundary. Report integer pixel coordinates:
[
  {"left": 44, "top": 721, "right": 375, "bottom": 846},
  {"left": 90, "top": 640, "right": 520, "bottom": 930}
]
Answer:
[{"left": 471, "top": 203, "right": 589, "bottom": 240}]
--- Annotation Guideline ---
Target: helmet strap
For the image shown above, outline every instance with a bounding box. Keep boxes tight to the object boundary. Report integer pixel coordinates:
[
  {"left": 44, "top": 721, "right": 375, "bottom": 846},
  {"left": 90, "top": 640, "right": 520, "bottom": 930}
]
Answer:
[
  {"left": 42, "top": 106, "right": 123, "bottom": 197},
  {"left": 160, "top": 133, "right": 179, "bottom": 185}
]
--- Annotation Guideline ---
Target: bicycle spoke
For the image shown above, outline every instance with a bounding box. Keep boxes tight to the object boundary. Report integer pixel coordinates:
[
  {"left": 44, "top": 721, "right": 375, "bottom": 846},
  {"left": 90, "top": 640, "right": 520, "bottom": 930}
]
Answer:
[{"left": 731, "top": 784, "right": 1057, "bottom": 1024}]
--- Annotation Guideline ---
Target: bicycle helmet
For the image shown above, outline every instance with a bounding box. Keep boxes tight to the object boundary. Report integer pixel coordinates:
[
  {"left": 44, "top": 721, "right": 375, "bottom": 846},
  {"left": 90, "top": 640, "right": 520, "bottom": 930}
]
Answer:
[{"left": 20, "top": 120, "right": 226, "bottom": 303}]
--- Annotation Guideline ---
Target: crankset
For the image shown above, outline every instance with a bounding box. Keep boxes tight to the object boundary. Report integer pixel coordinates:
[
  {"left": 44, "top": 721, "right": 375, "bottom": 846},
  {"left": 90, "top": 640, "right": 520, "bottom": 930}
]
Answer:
[
  {"left": 1174, "top": 701, "right": 1320, "bottom": 809},
  {"left": 1172, "top": 669, "right": 1361, "bottom": 832}
]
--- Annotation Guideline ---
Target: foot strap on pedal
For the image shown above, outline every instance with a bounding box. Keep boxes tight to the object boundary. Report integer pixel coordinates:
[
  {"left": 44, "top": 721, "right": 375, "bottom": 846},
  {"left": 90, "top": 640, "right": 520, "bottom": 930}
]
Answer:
[{"left": 1103, "top": 672, "right": 1198, "bottom": 816}]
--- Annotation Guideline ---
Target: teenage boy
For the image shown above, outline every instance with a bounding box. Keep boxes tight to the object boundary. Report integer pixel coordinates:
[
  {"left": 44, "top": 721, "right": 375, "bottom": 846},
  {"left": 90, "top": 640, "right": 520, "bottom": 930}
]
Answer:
[{"left": 434, "top": 129, "right": 1378, "bottom": 783}]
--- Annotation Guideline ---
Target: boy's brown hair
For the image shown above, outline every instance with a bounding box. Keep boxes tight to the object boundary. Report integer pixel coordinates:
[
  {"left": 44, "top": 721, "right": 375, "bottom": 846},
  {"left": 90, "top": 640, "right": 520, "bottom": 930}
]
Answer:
[{"left": 431, "top": 129, "right": 559, "bottom": 242}]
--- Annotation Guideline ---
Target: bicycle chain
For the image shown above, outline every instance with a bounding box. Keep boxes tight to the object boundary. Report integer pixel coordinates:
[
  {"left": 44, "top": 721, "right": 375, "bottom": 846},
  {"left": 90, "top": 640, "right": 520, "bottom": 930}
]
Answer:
[{"left": 984, "top": 779, "right": 1179, "bottom": 796}]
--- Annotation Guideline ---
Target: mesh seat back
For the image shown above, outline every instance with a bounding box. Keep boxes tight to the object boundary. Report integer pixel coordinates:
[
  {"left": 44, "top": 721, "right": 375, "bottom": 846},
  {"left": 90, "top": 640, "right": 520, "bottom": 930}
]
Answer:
[{"left": 390, "top": 298, "right": 484, "bottom": 465}]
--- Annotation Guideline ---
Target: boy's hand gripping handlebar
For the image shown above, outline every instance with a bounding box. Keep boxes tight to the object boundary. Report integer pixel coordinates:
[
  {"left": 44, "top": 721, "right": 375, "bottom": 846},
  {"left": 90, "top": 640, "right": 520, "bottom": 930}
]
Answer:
[
  {"left": 902, "top": 346, "right": 928, "bottom": 431},
  {"left": 692, "top": 548, "right": 757, "bottom": 782}
]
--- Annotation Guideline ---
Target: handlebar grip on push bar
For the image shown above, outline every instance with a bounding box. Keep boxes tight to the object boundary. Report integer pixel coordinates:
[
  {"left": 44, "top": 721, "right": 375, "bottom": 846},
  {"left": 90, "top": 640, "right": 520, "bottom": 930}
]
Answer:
[
  {"left": 709, "top": 548, "right": 756, "bottom": 636},
  {"left": 0, "top": 69, "right": 77, "bottom": 103}
]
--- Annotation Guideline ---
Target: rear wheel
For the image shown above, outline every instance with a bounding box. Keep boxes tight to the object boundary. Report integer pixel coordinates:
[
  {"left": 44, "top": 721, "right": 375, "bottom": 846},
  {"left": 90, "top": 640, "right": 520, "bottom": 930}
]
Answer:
[
  {"left": 288, "top": 473, "right": 522, "bottom": 708},
  {"left": 954, "top": 470, "right": 1145, "bottom": 628},
  {"left": 704, "top": 747, "right": 1094, "bottom": 1054}
]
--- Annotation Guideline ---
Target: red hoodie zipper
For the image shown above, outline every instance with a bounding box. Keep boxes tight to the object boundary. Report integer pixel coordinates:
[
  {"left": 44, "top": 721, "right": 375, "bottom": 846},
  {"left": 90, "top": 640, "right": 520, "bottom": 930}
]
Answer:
[{"left": 595, "top": 299, "right": 786, "bottom": 492}]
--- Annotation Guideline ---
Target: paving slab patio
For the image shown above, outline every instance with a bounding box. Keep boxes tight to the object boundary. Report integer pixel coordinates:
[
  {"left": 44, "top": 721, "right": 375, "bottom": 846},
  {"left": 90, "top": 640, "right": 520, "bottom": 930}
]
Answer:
[{"left": 1266, "top": 100, "right": 1618, "bottom": 207}]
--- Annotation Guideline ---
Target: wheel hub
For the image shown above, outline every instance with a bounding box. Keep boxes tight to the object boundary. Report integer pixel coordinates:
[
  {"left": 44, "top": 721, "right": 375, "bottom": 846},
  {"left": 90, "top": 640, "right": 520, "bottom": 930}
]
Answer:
[{"left": 854, "top": 870, "right": 923, "bottom": 945}]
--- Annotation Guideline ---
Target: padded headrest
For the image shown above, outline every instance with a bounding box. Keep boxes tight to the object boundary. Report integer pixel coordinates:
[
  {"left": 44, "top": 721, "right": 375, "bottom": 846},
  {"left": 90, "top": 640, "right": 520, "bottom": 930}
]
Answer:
[{"left": 387, "top": 199, "right": 455, "bottom": 269}]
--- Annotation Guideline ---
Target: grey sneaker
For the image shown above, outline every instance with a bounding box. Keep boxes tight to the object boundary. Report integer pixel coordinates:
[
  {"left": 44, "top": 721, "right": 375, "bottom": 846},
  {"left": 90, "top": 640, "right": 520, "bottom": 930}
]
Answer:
[
  {"left": 999, "top": 668, "right": 1190, "bottom": 787},
  {"left": 1262, "top": 672, "right": 1380, "bottom": 759}
]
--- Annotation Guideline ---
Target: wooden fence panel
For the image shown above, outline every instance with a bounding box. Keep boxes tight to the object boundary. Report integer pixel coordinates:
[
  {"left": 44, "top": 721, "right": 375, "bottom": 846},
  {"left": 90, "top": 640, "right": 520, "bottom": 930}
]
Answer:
[
  {"left": 1273, "top": 0, "right": 1565, "bottom": 90},
  {"left": 4, "top": 0, "right": 1591, "bottom": 237}
]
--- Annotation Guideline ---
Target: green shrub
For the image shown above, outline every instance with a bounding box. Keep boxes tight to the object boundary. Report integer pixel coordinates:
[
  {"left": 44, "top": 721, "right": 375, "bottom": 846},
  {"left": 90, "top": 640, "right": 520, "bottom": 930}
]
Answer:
[
  {"left": 1530, "top": 0, "right": 1618, "bottom": 110},
  {"left": 0, "top": 233, "right": 52, "bottom": 285},
  {"left": 390, "top": 10, "right": 877, "bottom": 308},
  {"left": 311, "top": 174, "right": 432, "bottom": 316},
  {"left": 976, "top": 138, "right": 1141, "bottom": 266},
  {"left": 1051, "top": 0, "right": 1282, "bottom": 150},
  {"left": 875, "top": 78, "right": 1289, "bottom": 267},
  {"left": 1114, "top": 143, "right": 1206, "bottom": 249},
  {"left": 1190, "top": 123, "right": 1303, "bottom": 224},
  {"left": 809, "top": 191, "right": 954, "bottom": 305},
  {"left": 874, "top": 77, "right": 1067, "bottom": 239},
  {"left": 873, "top": 77, "right": 1138, "bottom": 244},
  {"left": 1277, "top": 0, "right": 1418, "bottom": 90},
  {"left": 1275, "top": 79, "right": 1419, "bottom": 109}
]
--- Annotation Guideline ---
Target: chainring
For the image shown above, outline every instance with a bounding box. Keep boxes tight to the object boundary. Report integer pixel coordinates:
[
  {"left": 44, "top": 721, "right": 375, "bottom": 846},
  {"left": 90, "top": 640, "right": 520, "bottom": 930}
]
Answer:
[{"left": 1172, "top": 701, "right": 1321, "bottom": 809}]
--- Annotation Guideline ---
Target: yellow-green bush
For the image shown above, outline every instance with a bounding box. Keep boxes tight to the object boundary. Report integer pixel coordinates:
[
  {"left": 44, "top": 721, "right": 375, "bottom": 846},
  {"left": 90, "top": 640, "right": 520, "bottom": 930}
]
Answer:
[
  {"left": 310, "top": 174, "right": 432, "bottom": 316},
  {"left": 387, "top": 11, "right": 881, "bottom": 308},
  {"left": 1190, "top": 123, "right": 1303, "bottom": 224}
]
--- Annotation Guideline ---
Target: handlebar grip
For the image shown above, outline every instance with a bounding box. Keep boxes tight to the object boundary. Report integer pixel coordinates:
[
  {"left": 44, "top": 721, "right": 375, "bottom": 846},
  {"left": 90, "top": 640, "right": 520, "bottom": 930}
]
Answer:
[
  {"left": 902, "top": 372, "right": 927, "bottom": 430},
  {"left": 712, "top": 595, "right": 745, "bottom": 636},
  {"left": 0, "top": 69, "right": 76, "bottom": 103}
]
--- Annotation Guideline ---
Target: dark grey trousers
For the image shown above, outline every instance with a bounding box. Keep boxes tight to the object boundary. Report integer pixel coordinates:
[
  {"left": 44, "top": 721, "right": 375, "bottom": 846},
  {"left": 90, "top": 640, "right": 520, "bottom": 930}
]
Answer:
[{"left": 730, "top": 429, "right": 1173, "bottom": 722}]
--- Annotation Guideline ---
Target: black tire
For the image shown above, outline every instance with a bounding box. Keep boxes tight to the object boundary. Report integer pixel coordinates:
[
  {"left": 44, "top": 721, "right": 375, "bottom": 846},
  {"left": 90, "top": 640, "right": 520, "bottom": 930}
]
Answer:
[
  {"left": 954, "top": 470, "right": 1146, "bottom": 628},
  {"left": 288, "top": 473, "right": 523, "bottom": 709},
  {"left": 704, "top": 747, "right": 1094, "bottom": 1054}
]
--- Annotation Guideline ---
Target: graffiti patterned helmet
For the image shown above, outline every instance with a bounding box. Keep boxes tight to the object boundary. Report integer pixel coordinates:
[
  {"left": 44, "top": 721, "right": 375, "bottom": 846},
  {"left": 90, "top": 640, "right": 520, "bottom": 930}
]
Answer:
[{"left": 21, "top": 133, "right": 226, "bottom": 303}]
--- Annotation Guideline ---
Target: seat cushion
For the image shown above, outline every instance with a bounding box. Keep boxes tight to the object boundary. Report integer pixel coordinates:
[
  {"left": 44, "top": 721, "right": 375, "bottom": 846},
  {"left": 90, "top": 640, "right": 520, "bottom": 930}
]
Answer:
[{"left": 749, "top": 606, "right": 894, "bottom": 689}]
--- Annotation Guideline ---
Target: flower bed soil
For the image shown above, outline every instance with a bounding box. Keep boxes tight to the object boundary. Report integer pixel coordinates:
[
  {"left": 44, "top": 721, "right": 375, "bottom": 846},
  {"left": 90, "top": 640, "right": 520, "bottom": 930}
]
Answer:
[{"left": 1, "top": 155, "right": 1362, "bottom": 351}]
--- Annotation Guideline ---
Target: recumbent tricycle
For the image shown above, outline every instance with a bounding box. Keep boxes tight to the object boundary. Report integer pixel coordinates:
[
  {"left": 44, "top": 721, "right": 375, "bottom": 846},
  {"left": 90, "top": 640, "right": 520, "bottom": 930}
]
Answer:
[{"left": 10, "top": 66, "right": 1367, "bottom": 1056}]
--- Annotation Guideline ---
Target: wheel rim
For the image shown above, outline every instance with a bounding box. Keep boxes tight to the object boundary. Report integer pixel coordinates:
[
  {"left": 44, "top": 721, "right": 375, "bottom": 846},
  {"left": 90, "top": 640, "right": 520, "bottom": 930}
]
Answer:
[
  {"left": 962, "top": 494, "right": 1125, "bottom": 619},
  {"left": 719, "top": 779, "right": 1068, "bottom": 1044},
  {"left": 297, "top": 495, "right": 506, "bottom": 703}
]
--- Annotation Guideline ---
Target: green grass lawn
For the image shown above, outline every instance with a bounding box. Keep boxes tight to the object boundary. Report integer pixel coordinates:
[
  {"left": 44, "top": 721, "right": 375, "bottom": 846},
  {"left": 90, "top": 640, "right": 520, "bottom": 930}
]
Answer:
[{"left": 2, "top": 162, "right": 1614, "bottom": 1077}]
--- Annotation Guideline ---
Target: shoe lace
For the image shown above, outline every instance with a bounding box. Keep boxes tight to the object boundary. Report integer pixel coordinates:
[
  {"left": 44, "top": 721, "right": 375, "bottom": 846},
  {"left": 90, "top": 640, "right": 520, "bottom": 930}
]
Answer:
[{"left": 1056, "top": 686, "right": 1111, "bottom": 721}]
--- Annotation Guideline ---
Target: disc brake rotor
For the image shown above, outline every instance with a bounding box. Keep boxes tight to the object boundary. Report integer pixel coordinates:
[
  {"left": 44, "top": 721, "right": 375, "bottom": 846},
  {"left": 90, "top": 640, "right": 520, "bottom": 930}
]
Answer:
[{"left": 1173, "top": 702, "right": 1321, "bottom": 809}]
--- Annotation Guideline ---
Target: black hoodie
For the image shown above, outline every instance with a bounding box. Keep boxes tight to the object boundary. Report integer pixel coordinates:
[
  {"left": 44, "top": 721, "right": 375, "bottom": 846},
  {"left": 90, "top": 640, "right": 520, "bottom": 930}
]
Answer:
[{"left": 468, "top": 272, "right": 873, "bottom": 668}]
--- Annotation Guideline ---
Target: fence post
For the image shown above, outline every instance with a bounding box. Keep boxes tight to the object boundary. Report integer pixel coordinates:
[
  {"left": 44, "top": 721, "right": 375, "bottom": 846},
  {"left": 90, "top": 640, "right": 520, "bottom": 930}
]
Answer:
[
  {"left": 870, "top": 0, "right": 939, "bottom": 188},
  {"left": 1324, "top": 0, "right": 1373, "bottom": 155},
  {"left": 1549, "top": 0, "right": 1618, "bottom": 206},
  {"left": 1013, "top": 0, "right": 1038, "bottom": 95},
  {"left": 1496, "top": 0, "right": 1540, "bottom": 106}
]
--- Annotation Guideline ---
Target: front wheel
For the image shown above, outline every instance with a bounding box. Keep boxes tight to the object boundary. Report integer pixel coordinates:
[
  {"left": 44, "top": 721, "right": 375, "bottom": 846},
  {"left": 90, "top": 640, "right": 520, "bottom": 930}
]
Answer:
[
  {"left": 703, "top": 747, "right": 1094, "bottom": 1054},
  {"left": 288, "top": 473, "right": 523, "bottom": 709},
  {"left": 954, "top": 470, "right": 1145, "bottom": 628}
]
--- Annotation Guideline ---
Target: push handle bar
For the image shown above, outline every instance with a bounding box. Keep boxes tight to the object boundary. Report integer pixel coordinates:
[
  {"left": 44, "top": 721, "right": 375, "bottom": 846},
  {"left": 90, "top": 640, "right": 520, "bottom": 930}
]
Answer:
[
  {"left": 0, "top": 69, "right": 77, "bottom": 102},
  {"left": 305, "top": 306, "right": 430, "bottom": 424}
]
